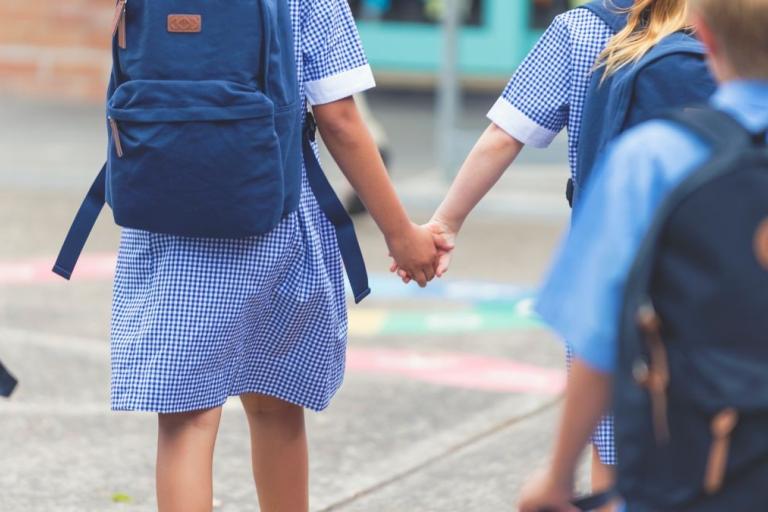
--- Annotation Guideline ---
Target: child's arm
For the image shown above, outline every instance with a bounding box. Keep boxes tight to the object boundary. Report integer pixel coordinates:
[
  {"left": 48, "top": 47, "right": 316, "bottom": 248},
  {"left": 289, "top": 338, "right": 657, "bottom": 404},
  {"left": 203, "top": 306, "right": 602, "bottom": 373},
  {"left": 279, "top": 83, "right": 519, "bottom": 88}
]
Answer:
[
  {"left": 313, "top": 96, "right": 443, "bottom": 287},
  {"left": 390, "top": 124, "right": 522, "bottom": 282},
  {"left": 395, "top": 11, "right": 579, "bottom": 281},
  {"left": 518, "top": 359, "right": 612, "bottom": 512},
  {"left": 428, "top": 124, "right": 523, "bottom": 276}
]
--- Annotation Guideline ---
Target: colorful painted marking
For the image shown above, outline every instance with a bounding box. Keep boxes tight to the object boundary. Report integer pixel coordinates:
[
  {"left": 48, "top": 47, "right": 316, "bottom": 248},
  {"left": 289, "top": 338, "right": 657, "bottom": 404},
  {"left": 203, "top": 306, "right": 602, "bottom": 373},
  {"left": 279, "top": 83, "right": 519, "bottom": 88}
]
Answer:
[
  {"left": 349, "top": 301, "right": 541, "bottom": 337},
  {"left": 347, "top": 348, "right": 564, "bottom": 395},
  {"left": 0, "top": 253, "right": 116, "bottom": 285},
  {"left": 0, "top": 254, "right": 544, "bottom": 335}
]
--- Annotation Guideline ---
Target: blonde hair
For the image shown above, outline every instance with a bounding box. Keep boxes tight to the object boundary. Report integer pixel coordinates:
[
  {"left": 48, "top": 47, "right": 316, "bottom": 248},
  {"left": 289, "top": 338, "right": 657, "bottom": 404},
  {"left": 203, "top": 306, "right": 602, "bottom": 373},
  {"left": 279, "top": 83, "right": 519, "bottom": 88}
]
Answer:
[
  {"left": 692, "top": 0, "right": 768, "bottom": 79},
  {"left": 597, "top": 0, "right": 691, "bottom": 79}
]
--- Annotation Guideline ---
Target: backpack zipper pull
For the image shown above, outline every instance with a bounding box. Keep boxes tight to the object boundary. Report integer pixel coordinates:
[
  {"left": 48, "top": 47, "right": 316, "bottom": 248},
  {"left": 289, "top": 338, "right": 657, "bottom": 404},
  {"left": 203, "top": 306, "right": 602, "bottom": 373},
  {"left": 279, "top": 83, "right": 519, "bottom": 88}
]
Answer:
[
  {"left": 109, "top": 117, "right": 124, "bottom": 158},
  {"left": 704, "top": 408, "right": 739, "bottom": 494},
  {"left": 636, "top": 303, "right": 671, "bottom": 444},
  {"left": 111, "top": 0, "right": 127, "bottom": 49}
]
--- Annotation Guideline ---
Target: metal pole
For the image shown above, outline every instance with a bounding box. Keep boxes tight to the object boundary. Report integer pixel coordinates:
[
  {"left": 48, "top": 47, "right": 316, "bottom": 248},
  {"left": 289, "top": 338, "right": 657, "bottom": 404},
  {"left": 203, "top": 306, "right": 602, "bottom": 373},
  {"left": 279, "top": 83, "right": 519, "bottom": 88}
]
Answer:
[{"left": 436, "top": 0, "right": 461, "bottom": 180}]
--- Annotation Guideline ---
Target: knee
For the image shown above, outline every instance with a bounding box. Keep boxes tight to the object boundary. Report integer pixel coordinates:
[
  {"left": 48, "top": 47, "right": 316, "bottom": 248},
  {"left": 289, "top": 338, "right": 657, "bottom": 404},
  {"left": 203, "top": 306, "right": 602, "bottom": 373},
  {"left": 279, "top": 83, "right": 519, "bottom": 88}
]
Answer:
[
  {"left": 240, "top": 393, "right": 301, "bottom": 416},
  {"left": 158, "top": 408, "right": 221, "bottom": 435}
]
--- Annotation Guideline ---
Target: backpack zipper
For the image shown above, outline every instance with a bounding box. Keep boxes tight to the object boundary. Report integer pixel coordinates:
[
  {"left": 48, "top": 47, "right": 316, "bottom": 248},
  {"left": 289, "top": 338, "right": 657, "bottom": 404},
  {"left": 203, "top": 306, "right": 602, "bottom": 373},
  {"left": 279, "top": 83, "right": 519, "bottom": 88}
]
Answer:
[
  {"left": 109, "top": 117, "right": 124, "bottom": 158},
  {"left": 111, "top": 0, "right": 127, "bottom": 49}
]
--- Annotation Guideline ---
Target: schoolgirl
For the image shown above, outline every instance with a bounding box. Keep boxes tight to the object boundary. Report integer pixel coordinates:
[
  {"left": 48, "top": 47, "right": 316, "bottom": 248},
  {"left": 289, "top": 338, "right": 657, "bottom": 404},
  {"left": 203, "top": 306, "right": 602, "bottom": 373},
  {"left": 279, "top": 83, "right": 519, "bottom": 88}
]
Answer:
[
  {"left": 397, "top": 0, "right": 713, "bottom": 505},
  {"left": 109, "top": 1, "right": 442, "bottom": 511},
  {"left": 404, "top": 0, "right": 633, "bottom": 500}
]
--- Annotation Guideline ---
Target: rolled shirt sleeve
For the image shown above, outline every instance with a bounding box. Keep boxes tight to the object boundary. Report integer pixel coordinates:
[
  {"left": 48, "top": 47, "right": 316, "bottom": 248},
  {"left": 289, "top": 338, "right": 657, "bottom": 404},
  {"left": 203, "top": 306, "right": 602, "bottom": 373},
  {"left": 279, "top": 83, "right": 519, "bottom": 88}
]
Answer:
[
  {"left": 487, "top": 15, "right": 572, "bottom": 147},
  {"left": 302, "top": 0, "right": 376, "bottom": 105}
]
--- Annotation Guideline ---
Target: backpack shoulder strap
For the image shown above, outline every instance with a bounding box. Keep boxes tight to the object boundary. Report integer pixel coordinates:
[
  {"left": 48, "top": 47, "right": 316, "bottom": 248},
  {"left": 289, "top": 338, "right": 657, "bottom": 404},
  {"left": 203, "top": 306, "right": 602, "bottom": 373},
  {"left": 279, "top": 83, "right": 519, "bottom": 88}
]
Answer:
[
  {"left": 303, "top": 114, "right": 371, "bottom": 304},
  {"left": 661, "top": 108, "right": 753, "bottom": 154},
  {"left": 631, "top": 32, "right": 706, "bottom": 78},
  {"left": 580, "top": 0, "right": 633, "bottom": 33},
  {"left": 52, "top": 164, "right": 107, "bottom": 280}
]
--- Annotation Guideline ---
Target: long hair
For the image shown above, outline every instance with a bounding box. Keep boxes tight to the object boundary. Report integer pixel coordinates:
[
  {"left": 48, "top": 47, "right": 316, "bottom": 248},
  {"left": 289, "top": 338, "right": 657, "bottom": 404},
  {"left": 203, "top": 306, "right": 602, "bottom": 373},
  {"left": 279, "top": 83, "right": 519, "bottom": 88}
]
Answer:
[{"left": 597, "top": 0, "right": 691, "bottom": 79}]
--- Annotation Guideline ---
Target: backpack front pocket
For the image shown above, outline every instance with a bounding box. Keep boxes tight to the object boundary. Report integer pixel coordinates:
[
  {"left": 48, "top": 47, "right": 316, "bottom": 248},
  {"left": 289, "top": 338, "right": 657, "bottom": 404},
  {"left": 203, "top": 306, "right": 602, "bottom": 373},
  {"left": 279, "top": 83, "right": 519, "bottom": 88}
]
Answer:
[{"left": 107, "top": 80, "right": 288, "bottom": 238}]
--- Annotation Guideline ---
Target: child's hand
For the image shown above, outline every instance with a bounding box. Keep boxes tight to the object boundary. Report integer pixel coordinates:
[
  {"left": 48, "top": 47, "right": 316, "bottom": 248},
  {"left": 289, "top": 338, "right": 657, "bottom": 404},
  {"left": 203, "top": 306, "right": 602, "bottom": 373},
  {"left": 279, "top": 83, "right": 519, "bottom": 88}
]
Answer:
[
  {"left": 425, "top": 218, "right": 456, "bottom": 278},
  {"left": 390, "top": 219, "right": 456, "bottom": 284},
  {"left": 386, "top": 223, "right": 441, "bottom": 287},
  {"left": 517, "top": 470, "right": 578, "bottom": 512}
]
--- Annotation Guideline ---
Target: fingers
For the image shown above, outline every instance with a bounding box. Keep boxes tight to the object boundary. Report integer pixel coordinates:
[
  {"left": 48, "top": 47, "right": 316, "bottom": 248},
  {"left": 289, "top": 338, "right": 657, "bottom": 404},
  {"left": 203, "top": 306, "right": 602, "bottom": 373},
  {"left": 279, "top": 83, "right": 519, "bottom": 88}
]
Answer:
[
  {"left": 436, "top": 252, "right": 452, "bottom": 278},
  {"left": 432, "top": 233, "right": 455, "bottom": 252},
  {"left": 422, "top": 263, "right": 435, "bottom": 283},
  {"left": 435, "top": 240, "right": 455, "bottom": 253},
  {"left": 412, "top": 270, "right": 428, "bottom": 288}
]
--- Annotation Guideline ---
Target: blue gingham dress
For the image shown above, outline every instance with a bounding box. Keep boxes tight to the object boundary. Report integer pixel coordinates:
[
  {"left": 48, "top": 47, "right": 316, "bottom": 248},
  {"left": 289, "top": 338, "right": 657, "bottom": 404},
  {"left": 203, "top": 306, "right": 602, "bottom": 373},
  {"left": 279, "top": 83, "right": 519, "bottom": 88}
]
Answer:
[
  {"left": 110, "top": 0, "right": 375, "bottom": 415},
  {"left": 487, "top": 9, "right": 617, "bottom": 465}
]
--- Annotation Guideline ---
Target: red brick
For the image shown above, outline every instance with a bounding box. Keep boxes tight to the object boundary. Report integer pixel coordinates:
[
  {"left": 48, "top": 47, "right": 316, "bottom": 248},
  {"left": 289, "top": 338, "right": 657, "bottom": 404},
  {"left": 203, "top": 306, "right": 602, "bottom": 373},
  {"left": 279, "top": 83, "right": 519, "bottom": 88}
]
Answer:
[{"left": 0, "top": 0, "right": 114, "bottom": 100}]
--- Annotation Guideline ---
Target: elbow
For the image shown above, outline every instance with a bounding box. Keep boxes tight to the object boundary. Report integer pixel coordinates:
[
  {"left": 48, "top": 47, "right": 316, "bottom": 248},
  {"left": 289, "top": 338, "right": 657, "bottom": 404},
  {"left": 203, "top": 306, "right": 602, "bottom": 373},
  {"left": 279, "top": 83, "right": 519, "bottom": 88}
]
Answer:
[
  {"left": 483, "top": 123, "right": 524, "bottom": 156},
  {"left": 487, "top": 123, "right": 523, "bottom": 151}
]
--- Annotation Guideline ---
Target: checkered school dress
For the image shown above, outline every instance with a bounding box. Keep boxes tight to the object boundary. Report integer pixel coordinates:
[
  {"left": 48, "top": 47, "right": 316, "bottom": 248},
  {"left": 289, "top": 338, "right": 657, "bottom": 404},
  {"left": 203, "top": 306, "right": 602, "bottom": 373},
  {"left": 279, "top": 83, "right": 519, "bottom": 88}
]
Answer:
[
  {"left": 110, "top": 0, "right": 375, "bottom": 414},
  {"left": 487, "top": 8, "right": 617, "bottom": 465}
]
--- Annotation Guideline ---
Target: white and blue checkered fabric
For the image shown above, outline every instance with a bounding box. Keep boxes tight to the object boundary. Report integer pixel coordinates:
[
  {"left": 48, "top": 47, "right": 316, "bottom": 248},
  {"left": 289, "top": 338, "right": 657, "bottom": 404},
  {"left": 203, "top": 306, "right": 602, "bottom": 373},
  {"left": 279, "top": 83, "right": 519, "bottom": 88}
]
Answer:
[
  {"left": 501, "top": 7, "right": 617, "bottom": 466},
  {"left": 566, "top": 343, "right": 616, "bottom": 465},
  {"left": 111, "top": 0, "right": 370, "bottom": 414},
  {"left": 500, "top": 8, "right": 614, "bottom": 177}
]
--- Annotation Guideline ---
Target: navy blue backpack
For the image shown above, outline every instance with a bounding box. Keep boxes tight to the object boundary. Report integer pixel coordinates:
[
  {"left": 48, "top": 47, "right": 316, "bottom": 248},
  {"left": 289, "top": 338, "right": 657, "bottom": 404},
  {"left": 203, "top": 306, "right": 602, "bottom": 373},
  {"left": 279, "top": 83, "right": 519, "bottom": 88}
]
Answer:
[
  {"left": 53, "top": 0, "right": 370, "bottom": 303},
  {"left": 570, "top": 0, "right": 715, "bottom": 207},
  {"left": 616, "top": 109, "right": 768, "bottom": 511}
]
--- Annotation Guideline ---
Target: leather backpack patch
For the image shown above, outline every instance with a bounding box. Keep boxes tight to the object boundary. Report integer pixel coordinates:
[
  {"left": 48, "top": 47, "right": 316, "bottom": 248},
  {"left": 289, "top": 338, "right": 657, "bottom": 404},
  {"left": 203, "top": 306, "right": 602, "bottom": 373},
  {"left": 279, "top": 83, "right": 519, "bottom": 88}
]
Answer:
[
  {"left": 168, "top": 15, "right": 202, "bottom": 33},
  {"left": 754, "top": 218, "right": 768, "bottom": 270}
]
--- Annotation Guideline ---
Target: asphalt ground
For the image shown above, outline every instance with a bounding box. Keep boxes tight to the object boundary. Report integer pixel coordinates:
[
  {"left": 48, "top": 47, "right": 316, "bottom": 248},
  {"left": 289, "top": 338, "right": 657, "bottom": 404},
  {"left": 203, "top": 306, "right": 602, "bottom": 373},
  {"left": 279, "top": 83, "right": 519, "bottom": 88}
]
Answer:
[{"left": 0, "top": 91, "right": 586, "bottom": 511}]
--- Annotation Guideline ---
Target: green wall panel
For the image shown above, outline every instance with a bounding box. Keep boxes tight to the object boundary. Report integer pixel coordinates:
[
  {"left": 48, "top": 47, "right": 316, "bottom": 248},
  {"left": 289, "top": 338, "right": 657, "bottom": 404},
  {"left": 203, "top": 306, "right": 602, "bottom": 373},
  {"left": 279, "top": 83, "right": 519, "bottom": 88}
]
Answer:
[{"left": 357, "top": 0, "right": 544, "bottom": 79}]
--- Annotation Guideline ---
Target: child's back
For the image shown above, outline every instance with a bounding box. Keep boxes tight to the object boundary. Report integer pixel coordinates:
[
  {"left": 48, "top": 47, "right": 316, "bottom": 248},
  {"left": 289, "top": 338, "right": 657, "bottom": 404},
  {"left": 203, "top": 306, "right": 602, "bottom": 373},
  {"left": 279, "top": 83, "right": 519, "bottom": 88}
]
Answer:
[
  {"left": 111, "top": 0, "right": 377, "bottom": 414},
  {"left": 101, "top": 1, "right": 442, "bottom": 509}
]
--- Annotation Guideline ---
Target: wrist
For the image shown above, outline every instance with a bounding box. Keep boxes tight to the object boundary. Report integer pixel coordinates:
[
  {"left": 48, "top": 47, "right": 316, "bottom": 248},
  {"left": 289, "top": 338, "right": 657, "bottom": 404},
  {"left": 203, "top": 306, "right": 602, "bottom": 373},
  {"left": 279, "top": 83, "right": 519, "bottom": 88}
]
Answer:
[
  {"left": 430, "top": 212, "right": 461, "bottom": 237},
  {"left": 547, "top": 461, "right": 576, "bottom": 492},
  {"left": 382, "top": 218, "right": 415, "bottom": 244}
]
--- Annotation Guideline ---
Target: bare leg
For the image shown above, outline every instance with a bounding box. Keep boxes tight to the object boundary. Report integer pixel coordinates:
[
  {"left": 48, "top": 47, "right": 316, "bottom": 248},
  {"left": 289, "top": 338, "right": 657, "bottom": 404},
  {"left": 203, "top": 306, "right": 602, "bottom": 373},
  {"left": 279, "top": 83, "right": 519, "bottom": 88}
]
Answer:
[
  {"left": 156, "top": 407, "right": 223, "bottom": 512},
  {"left": 241, "top": 393, "right": 309, "bottom": 512},
  {"left": 591, "top": 446, "right": 618, "bottom": 512}
]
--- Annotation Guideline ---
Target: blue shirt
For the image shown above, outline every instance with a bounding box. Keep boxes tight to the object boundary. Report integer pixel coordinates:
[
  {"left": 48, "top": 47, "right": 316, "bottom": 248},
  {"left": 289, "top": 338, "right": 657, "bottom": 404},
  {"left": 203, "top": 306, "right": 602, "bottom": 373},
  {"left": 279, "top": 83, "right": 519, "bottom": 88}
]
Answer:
[{"left": 536, "top": 80, "right": 768, "bottom": 373}]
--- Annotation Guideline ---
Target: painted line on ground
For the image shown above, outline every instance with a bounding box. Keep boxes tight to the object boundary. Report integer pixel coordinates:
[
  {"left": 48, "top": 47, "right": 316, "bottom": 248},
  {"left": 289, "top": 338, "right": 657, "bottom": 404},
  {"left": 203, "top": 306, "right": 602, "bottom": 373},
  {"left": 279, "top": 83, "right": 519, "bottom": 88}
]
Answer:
[
  {"left": 347, "top": 348, "right": 563, "bottom": 396},
  {"left": 0, "top": 253, "right": 115, "bottom": 285},
  {"left": 349, "top": 301, "right": 541, "bottom": 336}
]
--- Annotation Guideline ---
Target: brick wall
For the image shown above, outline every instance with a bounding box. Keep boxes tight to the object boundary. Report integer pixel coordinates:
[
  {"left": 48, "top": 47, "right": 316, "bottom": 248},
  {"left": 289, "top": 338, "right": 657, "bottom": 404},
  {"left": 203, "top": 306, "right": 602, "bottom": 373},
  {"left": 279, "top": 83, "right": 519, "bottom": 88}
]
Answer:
[{"left": 0, "top": 0, "right": 114, "bottom": 102}]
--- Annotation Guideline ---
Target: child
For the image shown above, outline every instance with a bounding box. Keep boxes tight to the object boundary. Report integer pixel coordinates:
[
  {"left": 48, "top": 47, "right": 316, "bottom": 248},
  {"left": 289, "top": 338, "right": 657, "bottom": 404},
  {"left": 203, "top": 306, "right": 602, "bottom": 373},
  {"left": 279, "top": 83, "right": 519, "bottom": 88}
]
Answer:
[
  {"left": 109, "top": 1, "right": 443, "bottom": 511},
  {"left": 396, "top": 0, "right": 629, "bottom": 494},
  {"left": 518, "top": 0, "right": 768, "bottom": 510},
  {"left": 400, "top": 0, "right": 708, "bottom": 501}
]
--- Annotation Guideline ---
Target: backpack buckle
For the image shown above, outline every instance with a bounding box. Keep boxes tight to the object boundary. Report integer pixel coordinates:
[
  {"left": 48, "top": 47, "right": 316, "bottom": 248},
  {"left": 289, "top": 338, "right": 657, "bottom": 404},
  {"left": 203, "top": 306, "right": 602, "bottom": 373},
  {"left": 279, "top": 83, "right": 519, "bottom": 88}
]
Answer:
[{"left": 305, "top": 112, "right": 317, "bottom": 143}]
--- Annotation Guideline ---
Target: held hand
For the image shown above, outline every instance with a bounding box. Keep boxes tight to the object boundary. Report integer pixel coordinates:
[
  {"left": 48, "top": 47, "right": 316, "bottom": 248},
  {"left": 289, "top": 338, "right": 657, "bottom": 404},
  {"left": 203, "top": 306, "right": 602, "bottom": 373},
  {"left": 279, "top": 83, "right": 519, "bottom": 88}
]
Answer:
[
  {"left": 425, "top": 218, "right": 456, "bottom": 278},
  {"left": 386, "top": 223, "right": 440, "bottom": 287},
  {"left": 517, "top": 471, "right": 578, "bottom": 512},
  {"left": 389, "top": 221, "right": 455, "bottom": 285}
]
